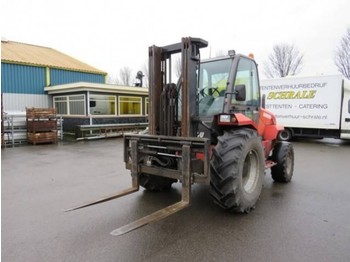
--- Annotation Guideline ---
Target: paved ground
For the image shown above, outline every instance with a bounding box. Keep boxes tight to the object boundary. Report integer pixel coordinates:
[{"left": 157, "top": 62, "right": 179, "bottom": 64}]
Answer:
[{"left": 1, "top": 138, "right": 350, "bottom": 262}]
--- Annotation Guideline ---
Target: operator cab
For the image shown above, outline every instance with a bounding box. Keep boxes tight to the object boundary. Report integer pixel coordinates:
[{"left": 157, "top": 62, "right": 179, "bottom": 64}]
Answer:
[{"left": 198, "top": 52, "right": 261, "bottom": 139}]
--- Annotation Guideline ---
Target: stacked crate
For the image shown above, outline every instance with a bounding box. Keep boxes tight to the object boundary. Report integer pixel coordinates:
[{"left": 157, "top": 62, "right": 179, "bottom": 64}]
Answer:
[{"left": 26, "top": 108, "right": 57, "bottom": 145}]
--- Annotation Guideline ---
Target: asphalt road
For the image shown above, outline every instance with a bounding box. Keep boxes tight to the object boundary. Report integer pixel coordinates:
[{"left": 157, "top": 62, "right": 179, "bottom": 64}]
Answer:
[{"left": 2, "top": 138, "right": 350, "bottom": 262}]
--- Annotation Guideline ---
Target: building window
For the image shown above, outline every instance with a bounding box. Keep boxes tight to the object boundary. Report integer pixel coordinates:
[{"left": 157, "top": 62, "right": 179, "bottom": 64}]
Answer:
[
  {"left": 54, "top": 96, "right": 68, "bottom": 115},
  {"left": 145, "top": 97, "right": 149, "bottom": 115},
  {"left": 119, "top": 96, "right": 142, "bottom": 115},
  {"left": 54, "top": 95, "right": 85, "bottom": 115},
  {"left": 90, "top": 95, "right": 116, "bottom": 115},
  {"left": 69, "top": 95, "right": 85, "bottom": 115}
]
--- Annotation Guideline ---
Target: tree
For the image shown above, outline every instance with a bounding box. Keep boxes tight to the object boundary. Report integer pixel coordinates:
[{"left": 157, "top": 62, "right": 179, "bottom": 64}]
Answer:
[
  {"left": 119, "top": 66, "right": 132, "bottom": 86},
  {"left": 335, "top": 27, "right": 350, "bottom": 80},
  {"left": 264, "top": 43, "right": 304, "bottom": 78}
]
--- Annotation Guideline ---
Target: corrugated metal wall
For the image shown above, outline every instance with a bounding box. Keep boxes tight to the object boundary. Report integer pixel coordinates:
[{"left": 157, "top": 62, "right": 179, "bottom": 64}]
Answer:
[
  {"left": 1, "top": 63, "right": 46, "bottom": 94},
  {"left": 1, "top": 62, "right": 105, "bottom": 112},
  {"left": 50, "top": 68, "right": 105, "bottom": 85},
  {"left": 1, "top": 63, "right": 105, "bottom": 94},
  {"left": 2, "top": 93, "right": 50, "bottom": 112}
]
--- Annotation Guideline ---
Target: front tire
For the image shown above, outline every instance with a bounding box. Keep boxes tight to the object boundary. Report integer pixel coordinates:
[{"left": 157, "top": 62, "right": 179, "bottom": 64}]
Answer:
[
  {"left": 210, "top": 128, "right": 265, "bottom": 213},
  {"left": 270, "top": 142, "right": 294, "bottom": 183}
]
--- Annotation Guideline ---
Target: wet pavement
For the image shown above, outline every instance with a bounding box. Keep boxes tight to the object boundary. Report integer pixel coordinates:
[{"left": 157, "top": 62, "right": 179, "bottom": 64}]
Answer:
[{"left": 1, "top": 138, "right": 350, "bottom": 262}]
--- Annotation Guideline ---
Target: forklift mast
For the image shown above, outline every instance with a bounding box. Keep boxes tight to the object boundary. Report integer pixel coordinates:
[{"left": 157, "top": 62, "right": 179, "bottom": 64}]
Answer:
[{"left": 148, "top": 37, "right": 208, "bottom": 137}]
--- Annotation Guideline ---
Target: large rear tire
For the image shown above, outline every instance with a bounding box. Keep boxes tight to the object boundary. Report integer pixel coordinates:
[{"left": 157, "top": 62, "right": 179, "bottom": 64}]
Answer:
[
  {"left": 210, "top": 128, "right": 265, "bottom": 213},
  {"left": 270, "top": 142, "right": 294, "bottom": 183}
]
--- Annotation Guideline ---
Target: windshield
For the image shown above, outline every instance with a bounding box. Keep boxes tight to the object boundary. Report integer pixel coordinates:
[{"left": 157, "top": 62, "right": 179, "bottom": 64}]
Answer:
[{"left": 199, "top": 58, "right": 232, "bottom": 116}]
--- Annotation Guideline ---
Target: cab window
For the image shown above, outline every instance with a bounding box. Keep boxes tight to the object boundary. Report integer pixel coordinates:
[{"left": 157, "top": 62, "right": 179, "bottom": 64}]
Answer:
[
  {"left": 199, "top": 58, "right": 232, "bottom": 116},
  {"left": 232, "top": 58, "right": 259, "bottom": 107}
]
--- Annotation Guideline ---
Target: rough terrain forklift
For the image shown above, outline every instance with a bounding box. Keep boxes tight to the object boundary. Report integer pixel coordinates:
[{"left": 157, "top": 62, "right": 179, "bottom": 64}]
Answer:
[{"left": 66, "top": 37, "right": 294, "bottom": 236}]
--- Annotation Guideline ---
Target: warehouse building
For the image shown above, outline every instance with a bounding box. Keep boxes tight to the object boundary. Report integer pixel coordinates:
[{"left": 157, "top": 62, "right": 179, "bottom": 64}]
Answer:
[{"left": 1, "top": 39, "right": 148, "bottom": 134}]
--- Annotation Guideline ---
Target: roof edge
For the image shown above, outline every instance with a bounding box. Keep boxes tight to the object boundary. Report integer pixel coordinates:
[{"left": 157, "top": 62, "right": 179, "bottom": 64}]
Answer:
[{"left": 44, "top": 82, "right": 149, "bottom": 94}]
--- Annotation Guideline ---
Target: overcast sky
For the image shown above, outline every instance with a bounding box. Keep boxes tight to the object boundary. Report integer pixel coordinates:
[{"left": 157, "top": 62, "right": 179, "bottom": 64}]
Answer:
[{"left": 1, "top": 0, "right": 349, "bottom": 81}]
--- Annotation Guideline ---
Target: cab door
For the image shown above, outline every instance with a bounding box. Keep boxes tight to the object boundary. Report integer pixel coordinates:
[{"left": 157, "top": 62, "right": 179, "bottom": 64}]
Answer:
[{"left": 228, "top": 56, "right": 260, "bottom": 123}]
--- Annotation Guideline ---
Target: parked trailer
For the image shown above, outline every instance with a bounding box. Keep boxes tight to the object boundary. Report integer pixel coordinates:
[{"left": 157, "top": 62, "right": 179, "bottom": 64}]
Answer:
[{"left": 260, "top": 75, "right": 350, "bottom": 140}]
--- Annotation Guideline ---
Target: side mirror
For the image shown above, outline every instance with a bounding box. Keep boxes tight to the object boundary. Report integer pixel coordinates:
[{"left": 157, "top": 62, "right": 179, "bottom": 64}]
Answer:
[{"left": 235, "top": 84, "right": 246, "bottom": 101}]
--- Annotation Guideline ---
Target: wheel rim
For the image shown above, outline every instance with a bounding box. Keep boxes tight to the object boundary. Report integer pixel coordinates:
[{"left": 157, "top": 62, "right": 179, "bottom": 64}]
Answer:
[
  {"left": 279, "top": 130, "right": 290, "bottom": 141},
  {"left": 242, "top": 150, "right": 260, "bottom": 193}
]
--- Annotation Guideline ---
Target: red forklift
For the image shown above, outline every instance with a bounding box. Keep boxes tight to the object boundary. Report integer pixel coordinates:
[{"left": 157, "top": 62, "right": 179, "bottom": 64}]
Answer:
[{"left": 66, "top": 37, "right": 294, "bottom": 236}]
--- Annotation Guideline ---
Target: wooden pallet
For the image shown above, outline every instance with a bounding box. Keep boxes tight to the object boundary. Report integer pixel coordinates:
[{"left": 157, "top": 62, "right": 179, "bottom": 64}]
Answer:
[
  {"left": 27, "top": 131, "right": 57, "bottom": 145},
  {"left": 26, "top": 108, "right": 56, "bottom": 119},
  {"left": 26, "top": 108, "right": 57, "bottom": 145}
]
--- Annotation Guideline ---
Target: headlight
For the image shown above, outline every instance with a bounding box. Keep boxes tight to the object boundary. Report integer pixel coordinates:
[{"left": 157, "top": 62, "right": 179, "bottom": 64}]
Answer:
[{"left": 219, "top": 114, "right": 231, "bottom": 123}]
